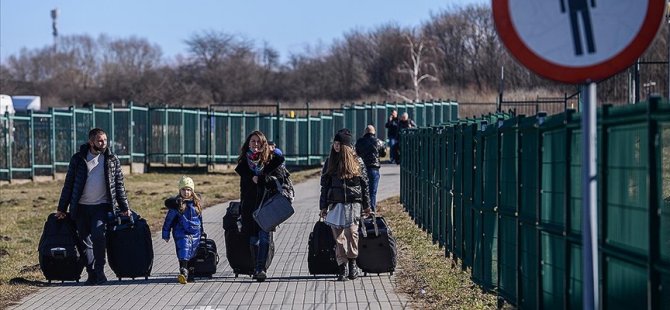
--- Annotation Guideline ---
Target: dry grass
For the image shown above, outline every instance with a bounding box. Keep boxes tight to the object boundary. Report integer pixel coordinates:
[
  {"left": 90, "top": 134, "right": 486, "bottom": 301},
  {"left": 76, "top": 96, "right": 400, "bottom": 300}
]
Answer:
[
  {"left": 377, "top": 196, "right": 505, "bottom": 310},
  {"left": 0, "top": 167, "right": 320, "bottom": 309}
]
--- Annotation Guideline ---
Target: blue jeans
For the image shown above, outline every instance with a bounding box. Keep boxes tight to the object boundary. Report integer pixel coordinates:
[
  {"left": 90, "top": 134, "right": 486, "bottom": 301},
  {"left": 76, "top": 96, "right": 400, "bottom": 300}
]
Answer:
[
  {"left": 76, "top": 203, "right": 109, "bottom": 274},
  {"left": 249, "top": 229, "right": 270, "bottom": 271},
  {"left": 366, "top": 167, "right": 380, "bottom": 212},
  {"left": 388, "top": 138, "right": 399, "bottom": 162}
]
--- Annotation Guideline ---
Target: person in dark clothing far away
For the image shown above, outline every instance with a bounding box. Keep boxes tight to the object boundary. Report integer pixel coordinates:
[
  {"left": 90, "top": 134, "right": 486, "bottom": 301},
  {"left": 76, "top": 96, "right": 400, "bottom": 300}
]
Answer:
[
  {"left": 355, "top": 125, "right": 386, "bottom": 212},
  {"left": 384, "top": 110, "right": 400, "bottom": 164},
  {"left": 395, "top": 112, "right": 416, "bottom": 165},
  {"left": 56, "top": 127, "right": 130, "bottom": 285}
]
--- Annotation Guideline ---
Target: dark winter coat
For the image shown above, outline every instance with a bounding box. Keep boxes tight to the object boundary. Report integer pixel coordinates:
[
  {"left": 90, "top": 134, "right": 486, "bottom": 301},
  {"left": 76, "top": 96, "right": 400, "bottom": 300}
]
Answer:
[
  {"left": 385, "top": 117, "right": 400, "bottom": 139},
  {"left": 319, "top": 157, "right": 371, "bottom": 211},
  {"left": 235, "top": 154, "right": 292, "bottom": 236},
  {"left": 57, "top": 143, "right": 129, "bottom": 217},
  {"left": 162, "top": 195, "right": 202, "bottom": 261},
  {"left": 355, "top": 133, "right": 387, "bottom": 169}
]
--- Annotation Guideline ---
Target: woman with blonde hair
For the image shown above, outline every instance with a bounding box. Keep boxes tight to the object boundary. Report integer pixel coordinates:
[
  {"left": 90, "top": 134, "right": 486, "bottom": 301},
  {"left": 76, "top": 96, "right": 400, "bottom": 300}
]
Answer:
[{"left": 319, "top": 129, "right": 371, "bottom": 281}]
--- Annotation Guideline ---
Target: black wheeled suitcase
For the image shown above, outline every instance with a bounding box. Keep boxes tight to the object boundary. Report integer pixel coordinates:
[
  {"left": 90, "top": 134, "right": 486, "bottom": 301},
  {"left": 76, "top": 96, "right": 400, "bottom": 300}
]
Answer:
[
  {"left": 223, "top": 201, "right": 274, "bottom": 277},
  {"left": 307, "top": 220, "right": 339, "bottom": 275},
  {"left": 106, "top": 211, "right": 154, "bottom": 280},
  {"left": 38, "top": 213, "right": 84, "bottom": 283},
  {"left": 189, "top": 233, "right": 219, "bottom": 278},
  {"left": 356, "top": 214, "right": 397, "bottom": 275}
]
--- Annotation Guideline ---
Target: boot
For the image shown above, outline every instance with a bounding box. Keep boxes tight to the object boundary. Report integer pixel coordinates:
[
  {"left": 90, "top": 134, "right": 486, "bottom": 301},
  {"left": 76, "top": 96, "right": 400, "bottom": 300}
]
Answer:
[
  {"left": 94, "top": 271, "right": 107, "bottom": 285},
  {"left": 178, "top": 260, "right": 189, "bottom": 284},
  {"left": 347, "top": 259, "right": 358, "bottom": 280},
  {"left": 84, "top": 271, "right": 97, "bottom": 285},
  {"left": 337, "top": 263, "right": 347, "bottom": 281}
]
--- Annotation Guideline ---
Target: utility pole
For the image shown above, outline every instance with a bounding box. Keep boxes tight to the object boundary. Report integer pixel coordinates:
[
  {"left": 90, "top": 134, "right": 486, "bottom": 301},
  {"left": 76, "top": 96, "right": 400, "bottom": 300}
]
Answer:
[{"left": 50, "top": 8, "right": 59, "bottom": 50}]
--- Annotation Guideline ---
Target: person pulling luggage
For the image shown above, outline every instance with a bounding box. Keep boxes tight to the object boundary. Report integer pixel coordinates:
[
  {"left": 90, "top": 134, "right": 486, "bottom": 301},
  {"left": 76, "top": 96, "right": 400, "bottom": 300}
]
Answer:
[
  {"left": 55, "top": 127, "right": 130, "bottom": 285},
  {"left": 320, "top": 129, "right": 372, "bottom": 281},
  {"left": 235, "top": 130, "right": 291, "bottom": 282},
  {"left": 162, "top": 176, "right": 203, "bottom": 284}
]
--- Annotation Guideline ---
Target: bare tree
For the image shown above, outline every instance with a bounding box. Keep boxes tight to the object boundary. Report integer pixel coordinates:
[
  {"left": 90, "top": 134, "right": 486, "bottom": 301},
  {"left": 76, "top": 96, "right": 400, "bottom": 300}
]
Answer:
[{"left": 395, "top": 34, "right": 438, "bottom": 101}]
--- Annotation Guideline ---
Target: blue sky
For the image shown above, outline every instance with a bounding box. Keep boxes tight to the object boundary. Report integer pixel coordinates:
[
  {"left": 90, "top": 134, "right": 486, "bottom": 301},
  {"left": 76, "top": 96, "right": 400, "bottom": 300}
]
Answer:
[{"left": 0, "top": 0, "right": 488, "bottom": 64}]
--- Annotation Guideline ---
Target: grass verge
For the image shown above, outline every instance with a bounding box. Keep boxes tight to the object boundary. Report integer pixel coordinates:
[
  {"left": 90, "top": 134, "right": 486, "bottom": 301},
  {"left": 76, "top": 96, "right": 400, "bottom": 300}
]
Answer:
[
  {"left": 0, "top": 167, "right": 320, "bottom": 309},
  {"left": 377, "top": 196, "right": 503, "bottom": 310}
]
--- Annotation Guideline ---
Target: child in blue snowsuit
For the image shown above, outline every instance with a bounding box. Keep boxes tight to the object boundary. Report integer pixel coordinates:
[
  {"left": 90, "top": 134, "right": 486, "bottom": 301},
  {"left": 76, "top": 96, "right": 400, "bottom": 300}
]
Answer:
[{"left": 162, "top": 176, "right": 202, "bottom": 284}]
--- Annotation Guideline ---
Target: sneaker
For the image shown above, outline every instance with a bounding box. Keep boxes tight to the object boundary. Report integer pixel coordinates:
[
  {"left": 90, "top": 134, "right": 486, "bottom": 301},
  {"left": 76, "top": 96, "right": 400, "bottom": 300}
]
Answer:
[
  {"left": 178, "top": 267, "right": 188, "bottom": 284},
  {"left": 255, "top": 270, "right": 267, "bottom": 282}
]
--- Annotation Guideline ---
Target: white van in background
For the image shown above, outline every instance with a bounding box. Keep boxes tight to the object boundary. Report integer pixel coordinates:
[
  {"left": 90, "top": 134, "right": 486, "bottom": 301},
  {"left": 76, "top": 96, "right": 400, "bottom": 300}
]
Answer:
[
  {"left": 12, "top": 95, "right": 41, "bottom": 112},
  {"left": 0, "top": 94, "right": 15, "bottom": 115}
]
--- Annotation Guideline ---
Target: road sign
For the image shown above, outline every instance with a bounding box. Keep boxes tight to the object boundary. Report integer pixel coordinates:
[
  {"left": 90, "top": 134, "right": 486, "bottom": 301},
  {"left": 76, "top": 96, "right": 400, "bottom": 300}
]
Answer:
[{"left": 493, "top": 0, "right": 666, "bottom": 83}]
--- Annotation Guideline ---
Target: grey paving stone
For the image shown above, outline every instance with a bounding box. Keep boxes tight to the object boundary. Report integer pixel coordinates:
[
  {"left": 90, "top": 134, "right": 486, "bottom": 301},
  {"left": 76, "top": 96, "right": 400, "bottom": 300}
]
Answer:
[{"left": 11, "top": 164, "right": 410, "bottom": 310}]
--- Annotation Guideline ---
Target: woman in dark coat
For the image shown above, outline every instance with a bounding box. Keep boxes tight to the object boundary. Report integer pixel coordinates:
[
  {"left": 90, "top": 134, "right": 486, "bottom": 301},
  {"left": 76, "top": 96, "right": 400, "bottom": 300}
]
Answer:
[
  {"left": 234, "top": 130, "right": 292, "bottom": 282},
  {"left": 319, "top": 129, "right": 371, "bottom": 281}
]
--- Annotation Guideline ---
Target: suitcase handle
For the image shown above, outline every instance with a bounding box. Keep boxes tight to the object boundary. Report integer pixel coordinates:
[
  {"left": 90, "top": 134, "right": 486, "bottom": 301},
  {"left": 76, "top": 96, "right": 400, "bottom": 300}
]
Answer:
[{"left": 360, "top": 213, "right": 380, "bottom": 238}]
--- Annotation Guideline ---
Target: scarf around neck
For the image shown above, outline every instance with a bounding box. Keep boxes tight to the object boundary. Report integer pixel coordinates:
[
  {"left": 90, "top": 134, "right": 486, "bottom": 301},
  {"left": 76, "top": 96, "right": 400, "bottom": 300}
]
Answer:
[{"left": 246, "top": 150, "right": 264, "bottom": 176}]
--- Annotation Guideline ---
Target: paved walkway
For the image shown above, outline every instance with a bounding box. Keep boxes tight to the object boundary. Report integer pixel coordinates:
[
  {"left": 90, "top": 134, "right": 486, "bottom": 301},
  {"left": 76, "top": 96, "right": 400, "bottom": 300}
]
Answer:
[{"left": 12, "top": 164, "right": 409, "bottom": 310}]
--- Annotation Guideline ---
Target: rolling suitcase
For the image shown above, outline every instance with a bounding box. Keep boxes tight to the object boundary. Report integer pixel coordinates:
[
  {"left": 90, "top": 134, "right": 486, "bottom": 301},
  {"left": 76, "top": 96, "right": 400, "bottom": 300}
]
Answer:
[
  {"left": 106, "top": 211, "right": 154, "bottom": 280},
  {"left": 189, "top": 233, "right": 219, "bottom": 278},
  {"left": 307, "top": 219, "right": 339, "bottom": 275},
  {"left": 356, "top": 214, "right": 397, "bottom": 275},
  {"left": 38, "top": 213, "right": 84, "bottom": 283},
  {"left": 223, "top": 201, "right": 274, "bottom": 277}
]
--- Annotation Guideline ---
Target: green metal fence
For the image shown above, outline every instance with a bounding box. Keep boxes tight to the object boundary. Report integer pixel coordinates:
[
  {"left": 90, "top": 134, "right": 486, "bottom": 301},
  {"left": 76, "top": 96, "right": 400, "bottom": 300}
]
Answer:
[
  {"left": 0, "top": 100, "right": 458, "bottom": 181},
  {"left": 399, "top": 96, "right": 669, "bottom": 309}
]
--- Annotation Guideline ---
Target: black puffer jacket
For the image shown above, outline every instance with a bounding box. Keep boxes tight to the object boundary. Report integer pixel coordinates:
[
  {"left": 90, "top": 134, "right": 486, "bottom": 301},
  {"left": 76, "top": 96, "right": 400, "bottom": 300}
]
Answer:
[
  {"left": 355, "top": 133, "right": 387, "bottom": 168},
  {"left": 319, "top": 157, "right": 371, "bottom": 211},
  {"left": 57, "top": 144, "right": 129, "bottom": 217},
  {"left": 235, "top": 154, "right": 291, "bottom": 235}
]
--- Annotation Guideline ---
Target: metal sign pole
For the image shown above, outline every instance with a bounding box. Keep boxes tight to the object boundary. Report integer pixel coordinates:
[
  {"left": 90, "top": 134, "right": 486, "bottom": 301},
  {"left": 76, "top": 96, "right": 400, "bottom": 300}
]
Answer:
[{"left": 582, "top": 82, "right": 599, "bottom": 310}]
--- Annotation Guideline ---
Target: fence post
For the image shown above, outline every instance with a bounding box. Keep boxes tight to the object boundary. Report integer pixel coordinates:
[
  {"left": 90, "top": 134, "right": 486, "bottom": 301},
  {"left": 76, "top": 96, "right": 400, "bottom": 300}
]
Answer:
[
  {"left": 180, "top": 106, "right": 185, "bottom": 166},
  {"left": 306, "top": 102, "right": 312, "bottom": 164},
  {"left": 129, "top": 102, "right": 134, "bottom": 173},
  {"left": 5, "top": 112, "right": 11, "bottom": 183},
  {"left": 647, "top": 94, "right": 661, "bottom": 310},
  {"left": 29, "top": 109, "right": 35, "bottom": 180},
  {"left": 50, "top": 107, "right": 56, "bottom": 179},
  {"left": 275, "top": 101, "right": 281, "bottom": 147}
]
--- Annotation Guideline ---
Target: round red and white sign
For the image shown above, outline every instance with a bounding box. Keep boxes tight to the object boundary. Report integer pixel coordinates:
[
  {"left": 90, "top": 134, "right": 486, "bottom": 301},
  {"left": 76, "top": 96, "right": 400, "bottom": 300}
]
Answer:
[{"left": 493, "top": 0, "right": 666, "bottom": 83}]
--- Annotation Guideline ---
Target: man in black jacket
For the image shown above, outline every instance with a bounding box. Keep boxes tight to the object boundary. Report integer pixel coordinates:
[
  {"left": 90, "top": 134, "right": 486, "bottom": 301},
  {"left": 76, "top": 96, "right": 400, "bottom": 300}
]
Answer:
[
  {"left": 385, "top": 110, "right": 399, "bottom": 164},
  {"left": 56, "top": 128, "right": 130, "bottom": 285},
  {"left": 355, "top": 125, "right": 386, "bottom": 211}
]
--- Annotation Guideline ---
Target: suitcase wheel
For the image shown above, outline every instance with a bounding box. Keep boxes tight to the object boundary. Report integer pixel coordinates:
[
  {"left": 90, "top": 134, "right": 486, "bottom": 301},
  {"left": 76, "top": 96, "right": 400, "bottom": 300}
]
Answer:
[
  {"left": 118, "top": 278, "right": 122, "bottom": 281},
  {"left": 145, "top": 276, "right": 149, "bottom": 280},
  {"left": 234, "top": 273, "right": 239, "bottom": 278},
  {"left": 364, "top": 272, "right": 368, "bottom": 277},
  {"left": 390, "top": 271, "right": 394, "bottom": 275}
]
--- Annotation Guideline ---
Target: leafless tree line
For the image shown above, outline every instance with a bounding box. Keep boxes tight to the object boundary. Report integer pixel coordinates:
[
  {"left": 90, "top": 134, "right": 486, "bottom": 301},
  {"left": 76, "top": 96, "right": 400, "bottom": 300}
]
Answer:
[{"left": 0, "top": 4, "right": 667, "bottom": 108}]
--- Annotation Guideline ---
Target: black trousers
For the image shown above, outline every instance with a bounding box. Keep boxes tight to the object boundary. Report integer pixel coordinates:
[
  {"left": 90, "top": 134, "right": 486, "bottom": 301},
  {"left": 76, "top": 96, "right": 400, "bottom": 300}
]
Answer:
[{"left": 76, "top": 203, "right": 109, "bottom": 274}]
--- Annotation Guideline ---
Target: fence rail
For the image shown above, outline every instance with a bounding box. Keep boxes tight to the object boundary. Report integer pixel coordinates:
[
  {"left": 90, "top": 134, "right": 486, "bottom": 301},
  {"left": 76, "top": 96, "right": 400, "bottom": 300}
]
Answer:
[
  {"left": 399, "top": 96, "right": 670, "bottom": 309},
  {"left": 0, "top": 100, "right": 458, "bottom": 181}
]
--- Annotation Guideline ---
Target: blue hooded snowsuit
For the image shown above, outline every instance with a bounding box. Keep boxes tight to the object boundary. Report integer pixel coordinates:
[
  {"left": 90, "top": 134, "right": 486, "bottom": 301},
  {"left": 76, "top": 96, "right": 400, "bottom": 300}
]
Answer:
[{"left": 162, "top": 195, "right": 202, "bottom": 261}]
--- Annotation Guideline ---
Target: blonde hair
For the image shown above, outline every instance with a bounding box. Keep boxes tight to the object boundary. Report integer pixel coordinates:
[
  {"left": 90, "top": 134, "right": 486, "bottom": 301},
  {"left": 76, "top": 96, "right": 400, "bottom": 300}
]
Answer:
[
  {"left": 325, "top": 144, "right": 361, "bottom": 179},
  {"left": 179, "top": 192, "right": 202, "bottom": 215}
]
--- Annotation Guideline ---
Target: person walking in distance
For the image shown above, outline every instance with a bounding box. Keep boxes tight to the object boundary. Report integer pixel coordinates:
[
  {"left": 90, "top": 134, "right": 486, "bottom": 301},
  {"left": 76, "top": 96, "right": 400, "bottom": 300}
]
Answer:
[
  {"left": 320, "top": 129, "right": 372, "bottom": 281},
  {"left": 355, "top": 125, "right": 386, "bottom": 212},
  {"left": 235, "top": 130, "right": 292, "bottom": 282},
  {"left": 396, "top": 112, "right": 416, "bottom": 165},
  {"left": 162, "top": 176, "right": 203, "bottom": 284},
  {"left": 56, "top": 128, "right": 130, "bottom": 285},
  {"left": 384, "top": 110, "right": 400, "bottom": 164}
]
